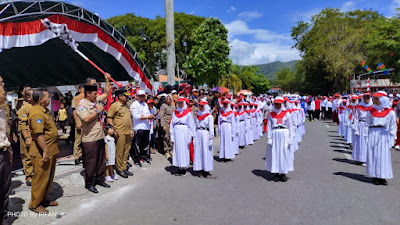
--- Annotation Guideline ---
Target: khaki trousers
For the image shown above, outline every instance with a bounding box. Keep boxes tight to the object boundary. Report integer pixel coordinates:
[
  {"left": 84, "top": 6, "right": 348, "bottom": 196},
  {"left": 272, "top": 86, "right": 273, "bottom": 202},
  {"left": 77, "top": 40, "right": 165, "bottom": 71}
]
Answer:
[
  {"left": 29, "top": 154, "right": 57, "bottom": 209},
  {"left": 163, "top": 126, "right": 173, "bottom": 158},
  {"left": 115, "top": 134, "right": 132, "bottom": 172},
  {"left": 73, "top": 128, "right": 82, "bottom": 160},
  {"left": 19, "top": 134, "right": 33, "bottom": 182}
]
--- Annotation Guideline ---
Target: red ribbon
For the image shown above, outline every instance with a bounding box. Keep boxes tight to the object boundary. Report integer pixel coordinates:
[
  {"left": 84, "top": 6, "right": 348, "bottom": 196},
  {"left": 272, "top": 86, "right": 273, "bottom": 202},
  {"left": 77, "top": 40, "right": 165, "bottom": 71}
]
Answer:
[
  {"left": 369, "top": 108, "right": 394, "bottom": 118},
  {"left": 174, "top": 108, "right": 191, "bottom": 118},
  {"left": 196, "top": 113, "right": 210, "bottom": 121}
]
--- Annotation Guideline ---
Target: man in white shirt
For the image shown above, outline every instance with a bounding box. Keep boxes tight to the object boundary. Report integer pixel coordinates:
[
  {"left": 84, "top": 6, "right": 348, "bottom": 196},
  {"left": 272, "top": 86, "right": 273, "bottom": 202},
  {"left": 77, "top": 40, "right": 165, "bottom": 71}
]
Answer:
[{"left": 130, "top": 90, "right": 155, "bottom": 165}]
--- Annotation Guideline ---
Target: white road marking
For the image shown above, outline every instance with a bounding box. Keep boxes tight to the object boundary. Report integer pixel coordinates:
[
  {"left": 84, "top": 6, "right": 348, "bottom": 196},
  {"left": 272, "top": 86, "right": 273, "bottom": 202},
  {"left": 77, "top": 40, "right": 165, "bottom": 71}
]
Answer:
[{"left": 325, "top": 124, "right": 331, "bottom": 128}]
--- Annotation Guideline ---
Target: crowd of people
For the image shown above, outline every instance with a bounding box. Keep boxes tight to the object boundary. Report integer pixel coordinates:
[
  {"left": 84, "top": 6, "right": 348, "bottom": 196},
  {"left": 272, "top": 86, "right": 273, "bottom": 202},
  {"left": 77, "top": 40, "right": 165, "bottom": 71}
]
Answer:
[{"left": 1, "top": 70, "right": 399, "bottom": 220}]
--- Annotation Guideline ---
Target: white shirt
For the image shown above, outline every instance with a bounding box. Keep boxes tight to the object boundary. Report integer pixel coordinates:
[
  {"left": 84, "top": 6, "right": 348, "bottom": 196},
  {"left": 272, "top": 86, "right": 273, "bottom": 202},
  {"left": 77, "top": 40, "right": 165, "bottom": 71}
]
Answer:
[
  {"left": 130, "top": 100, "right": 151, "bottom": 131},
  {"left": 0, "top": 107, "right": 10, "bottom": 148}
]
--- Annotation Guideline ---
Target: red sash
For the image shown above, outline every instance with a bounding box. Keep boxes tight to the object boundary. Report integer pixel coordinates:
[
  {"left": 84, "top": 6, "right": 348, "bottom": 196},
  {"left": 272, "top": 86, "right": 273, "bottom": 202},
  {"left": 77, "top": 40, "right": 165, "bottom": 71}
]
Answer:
[
  {"left": 357, "top": 105, "right": 372, "bottom": 111},
  {"left": 246, "top": 110, "right": 251, "bottom": 113},
  {"left": 369, "top": 108, "right": 394, "bottom": 118},
  {"left": 196, "top": 113, "right": 210, "bottom": 121},
  {"left": 270, "top": 111, "right": 288, "bottom": 124},
  {"left": 221, "top": 111, "right": 233, "bottom": 117},
  {"left": 347, "top": 105, "right": 353, "bottom": 110},
  {"left": 238, "top": 111, "right": 246, "bottom": 116},
  {"left": 174, "top": 108, "right": 191, "bottom": 118},
  {"left": 234, "top": 112, "right": 239, "bottom": 117}
]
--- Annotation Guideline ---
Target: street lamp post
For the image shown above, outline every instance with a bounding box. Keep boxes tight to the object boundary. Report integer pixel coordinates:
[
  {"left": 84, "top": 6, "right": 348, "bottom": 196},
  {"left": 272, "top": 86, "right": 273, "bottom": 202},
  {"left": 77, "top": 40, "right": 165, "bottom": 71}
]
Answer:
[{"left": 165, "top": 0, "right": 176, "bottom": 85}]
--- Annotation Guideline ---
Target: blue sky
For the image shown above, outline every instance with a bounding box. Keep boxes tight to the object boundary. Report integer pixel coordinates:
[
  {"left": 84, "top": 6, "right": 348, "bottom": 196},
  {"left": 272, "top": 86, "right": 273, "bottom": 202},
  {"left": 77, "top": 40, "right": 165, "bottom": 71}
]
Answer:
[{"left": 65, "top": 0, "right": 400, "bottom": 65}]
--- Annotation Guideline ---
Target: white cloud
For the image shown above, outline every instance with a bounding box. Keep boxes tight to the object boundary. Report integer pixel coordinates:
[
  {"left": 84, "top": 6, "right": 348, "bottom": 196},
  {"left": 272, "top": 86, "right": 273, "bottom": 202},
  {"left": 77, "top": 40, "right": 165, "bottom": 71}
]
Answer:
[
  {"left": 226, "top": 6, "right": 237, "bottom": 14},
  {"left": 225, "top": 20, "right": 290, "bottom": 42},
  {"left": 388, "top": 0, "right": 400, "bottom": 17},
  {"left": 340, "top": 1, "right": 356, "bottom": 12},
  {"left": 229, "top": 39, "right": 300, "bottom": 65},
  {"left": 289, "top": 8, "right": 322, "bottom": 23},
  {"left": 237, "top": 10, "right": 263, "bottom": 21}
]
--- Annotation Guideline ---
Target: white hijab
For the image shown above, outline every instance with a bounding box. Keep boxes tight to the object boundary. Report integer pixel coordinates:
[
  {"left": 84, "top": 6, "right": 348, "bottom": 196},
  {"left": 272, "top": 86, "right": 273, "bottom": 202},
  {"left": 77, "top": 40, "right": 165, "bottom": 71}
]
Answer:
[{"left": 176, "top": 100, "right": 188, "bottom": 112}]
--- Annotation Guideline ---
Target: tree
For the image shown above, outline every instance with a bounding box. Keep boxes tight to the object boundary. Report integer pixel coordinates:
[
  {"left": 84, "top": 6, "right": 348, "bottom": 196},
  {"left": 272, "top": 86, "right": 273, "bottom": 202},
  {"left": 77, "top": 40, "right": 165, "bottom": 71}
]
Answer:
[
  {"left": 184, "top": 18, "right": 232, "bottom": 86},
  {"left": 218, "top": 73, "right": 242, "bottom": 92},
  {"left": 250, "top": 74, "right": 271, "bottom": 95}
]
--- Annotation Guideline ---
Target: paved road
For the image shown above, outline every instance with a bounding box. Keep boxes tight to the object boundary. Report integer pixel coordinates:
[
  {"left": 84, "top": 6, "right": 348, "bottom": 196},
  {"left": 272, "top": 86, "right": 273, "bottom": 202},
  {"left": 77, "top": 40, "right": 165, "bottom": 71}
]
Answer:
[{"left": 6, "top": 120, "right": 400, "bottom": 225}]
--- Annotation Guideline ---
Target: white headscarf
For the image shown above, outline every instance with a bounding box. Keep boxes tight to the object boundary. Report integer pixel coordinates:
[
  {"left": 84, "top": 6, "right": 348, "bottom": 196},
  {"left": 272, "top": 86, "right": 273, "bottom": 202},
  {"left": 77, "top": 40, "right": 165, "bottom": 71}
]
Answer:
[
  {"left": 197, "top": 103, "right": 211, "bottom": 116},
  {"left": 176, "top": 99, "right": 188, "bottom": 112},
  {"left": 358, "top": 94, "right": 373, "bottom": 108},
  {"left": 273, "top": 97, "right": 285, "bottom": 114},
  {"left": 373, "top": 91, "right": 390, "bottom": 110}
]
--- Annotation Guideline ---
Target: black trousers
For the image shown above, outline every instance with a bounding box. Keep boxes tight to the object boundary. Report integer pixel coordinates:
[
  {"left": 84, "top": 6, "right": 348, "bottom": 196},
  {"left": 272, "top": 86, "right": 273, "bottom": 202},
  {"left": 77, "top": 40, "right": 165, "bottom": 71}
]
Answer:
[
  {"left": 327, "top": 108, "right": 332, "bottom": 119},
  {"left": 82, "top": 140, "right": 106, "bottom": 186},
  {"left": 307, "top": 110, "right": 314, "bottom": 121},
  {"left": 314, "top": 110, "right": 320, "bottom": 120},
  {"left": 0, "top": 151, "right": 11, "bottom": 224},
  {"left": 130, "top": 130, "right": 150, "bottom": 162}
]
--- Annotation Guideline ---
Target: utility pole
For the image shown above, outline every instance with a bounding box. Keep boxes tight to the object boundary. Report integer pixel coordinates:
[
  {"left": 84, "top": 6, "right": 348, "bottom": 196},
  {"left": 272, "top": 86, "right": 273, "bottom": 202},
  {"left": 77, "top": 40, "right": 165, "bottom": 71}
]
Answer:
[{"left": 164, "top": 0, "right": 176, "bottom": 85}]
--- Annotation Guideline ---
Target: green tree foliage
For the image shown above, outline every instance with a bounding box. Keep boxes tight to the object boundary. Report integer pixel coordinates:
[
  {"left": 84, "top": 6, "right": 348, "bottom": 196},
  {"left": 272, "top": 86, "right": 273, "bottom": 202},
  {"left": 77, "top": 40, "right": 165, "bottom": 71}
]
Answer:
[
  {"left": 107, "top": 13, "right": 206, "bottom": 76},
  {"left": 291, "top": 9, "right": 383, "bottom": 94},
  {"left": 218, "top": 73, "right": 242, "bottom": 92},
  {"left": 184, "top": 18, "right": 232, "bottom": 86},
  {"left": 250, "top": 73, "right": 271, "bottom": 95}
]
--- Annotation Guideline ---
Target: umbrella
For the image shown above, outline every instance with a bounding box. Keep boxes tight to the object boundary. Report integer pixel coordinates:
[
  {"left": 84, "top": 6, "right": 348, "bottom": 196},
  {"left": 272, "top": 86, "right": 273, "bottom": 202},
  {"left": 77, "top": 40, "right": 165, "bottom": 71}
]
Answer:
[
  {"left": 237, "top": 90, "right": 253, "bottom": 96},
  {"left": 211, "top": 86, "right": 229, "bottom": 93}
]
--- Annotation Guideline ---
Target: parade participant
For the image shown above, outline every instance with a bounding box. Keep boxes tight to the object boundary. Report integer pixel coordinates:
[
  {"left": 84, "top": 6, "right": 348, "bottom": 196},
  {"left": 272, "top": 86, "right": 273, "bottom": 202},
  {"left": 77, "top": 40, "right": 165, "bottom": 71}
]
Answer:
[
  {"left": 364, "top": 91, "right": 396, "bottom": 185},
  {"left": 104, "top": 124, "right": 117, "bottom": 182},
  {"left": 285, "top": 99, "right": 297, "bottom": 172},
  {"left": 231, "top": 103, "right": 240, "bottom": 155},
  {"left": 237, "top": 103, "right": 247, "bottom": 148},
  {"left": 218, "top": 99, "right": 236, "bottom": 162},
  {"left": 77, "top": 76, "right": 111, "bottom": 193},
  {"left": 170, "top": 97, "right": 195, "bottom": 176},
  {"left": 338, "top": 99, "right": 347, "bottom": 137},
  {"left": 345, "top": 95, "right": 357, "bottom": 145},
  {"left": 326, "top": 97, "right": 332, "bottom": 120},
  {"left": 265, "top": 97, "right": 294, "bottom": 182},
  {"left": 193, "top": 100, "right": 214, "bottom": 177},
  {"left": 107, "top": 88, "right": 134, "bottom": 178},
  {"left": 320, "top": 96, "right": 327, "bottom": 120},
  {"left": 332, "top": 93, "right": 341, "bottom": 124},
  {"left": 159, "top": 95, "right": 174, "bottom": 163},
  {"left": 0, "top": 85, "right": 11, "bottom": 222},
  {"left": 353, "top": 93, "right": 372, "bottom": 166},
  {"left": 245, "top": 102, "right": 254, "bottom": 145},
  {"left": 263, "top": 99, "right": 273, "bottom": 133},
  {"left": 314, "top": 96, "right": 321, "bottom": 120},
  {"left": 71, "top": 83, "right": 84, "bottom": 165},
  {"left": 130, "top": 90, "right": 154, "bottom": 166},
  {"left": 307, "top": 97, "right": 315, "bottom": 121},
  {"left": 28, "top": 89, "right": 59, "bottom": 213},
  {"left": 16, "top": 86, "right": 33, "bottom": 186},
  {"left": 250, "top": 103, "right": 259, "bottom": 141},
  {"left": 255, "top": 103, "right": 263, "bottom": 139}
]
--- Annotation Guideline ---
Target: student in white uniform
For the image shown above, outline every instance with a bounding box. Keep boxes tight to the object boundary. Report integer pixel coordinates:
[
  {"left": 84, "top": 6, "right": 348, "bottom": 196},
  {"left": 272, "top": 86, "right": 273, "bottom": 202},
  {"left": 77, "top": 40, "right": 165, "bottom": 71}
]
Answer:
[
  {"left": 245, "top": 103, "right": 254, "bottom": 145},
  {"left": 193, "top": 100, "right": 214, "bottom": 178},
  {"left": 364, "top": 91, "right": 397, "bottom": 185},
  {"left": 170, "top": 97, "right": 195, "bottom": 176},
  {"left": 353, "top": 93, "right": 372, "bottom": 167},
  {"left": 237, "top": 103, "right": 247, "bottom": 149},
  {"left": 218, "top": 99, "right": 236, "bottom": 162},
  {"left": 265, "top": 97, "right": 295, "bottom": 182}
]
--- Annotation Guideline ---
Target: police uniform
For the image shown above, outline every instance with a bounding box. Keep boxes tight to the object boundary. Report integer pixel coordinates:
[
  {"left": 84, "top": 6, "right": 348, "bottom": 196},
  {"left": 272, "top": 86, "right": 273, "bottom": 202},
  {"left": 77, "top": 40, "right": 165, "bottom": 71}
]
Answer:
[
  {"left": 71, "top": 94, "right": 83, "bottom": 160},
  {"left": 159, "top": 102, "right": 174, "bottom": 159},
  {"left": 76, "top": 97, "right": 106, "bottom": 190},
  {"left": 16, "top": 101, "right": 33, "bottom": 183},
  {"left": 107, "top": 101, "right": 132, "bottom": 173},
  {"left": 28, "top": 105, "right": 59, "bottom": 210}
]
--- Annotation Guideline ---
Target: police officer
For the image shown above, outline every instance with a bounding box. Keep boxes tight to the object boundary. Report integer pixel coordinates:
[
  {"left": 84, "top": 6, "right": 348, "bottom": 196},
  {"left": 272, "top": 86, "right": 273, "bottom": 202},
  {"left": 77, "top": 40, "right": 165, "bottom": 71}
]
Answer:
[
  {"left": 107, "top": 88, "right": 134, "bottom": 179},
  {"left": 77, "top": 74, "right": 111, "bottom": 193},
  {"left": 159, "top": 95, "right": 174, "bottom": 163},
  {"left": 0, "top": 85, "right": 11, "bottom": 224},
  {"left": 28, "top": 89, "right": 59, "bottom": 213},
  {"left": 16, "top": 86, "right": 34, "bottom": 186}
]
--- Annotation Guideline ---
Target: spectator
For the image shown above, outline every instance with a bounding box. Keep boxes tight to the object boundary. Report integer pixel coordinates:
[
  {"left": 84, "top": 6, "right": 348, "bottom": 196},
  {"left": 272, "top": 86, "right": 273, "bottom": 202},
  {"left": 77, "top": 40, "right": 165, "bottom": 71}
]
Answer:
[
  {"left": 104, "top": 124, "right": 117, "bottom": 182},
  {"left": 56, "top": 103, "right": 68, "bottom": 133}
]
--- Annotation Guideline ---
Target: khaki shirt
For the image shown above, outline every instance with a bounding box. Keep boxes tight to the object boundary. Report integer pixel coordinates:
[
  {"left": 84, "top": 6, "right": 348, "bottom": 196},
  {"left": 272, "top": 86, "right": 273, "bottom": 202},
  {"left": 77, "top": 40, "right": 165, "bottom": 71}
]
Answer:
[
  {"left": 28, "top": 105, "right": 59, "bottom": 157},
  {"left": 17, "top": 101, "right": 33, "bottom": 136},
  {"left": 159, "top": 103, "right": 173, "bottom": 127},
  {"left": 77, "top": 98, "right": 104, "bottom": 143},
  {"left": 107, "top": 101, "right": 132, "bottom": 135},
  {"left": 0, "top": 106, "right": 11, "bottom": 149}
]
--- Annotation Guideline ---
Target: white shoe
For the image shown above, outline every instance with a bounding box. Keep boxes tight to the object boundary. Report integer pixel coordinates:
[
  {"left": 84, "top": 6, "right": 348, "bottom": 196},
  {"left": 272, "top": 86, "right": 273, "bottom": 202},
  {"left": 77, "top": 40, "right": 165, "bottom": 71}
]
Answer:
[
  {"left": 111, "top": 173, "right": 118, "bottom": 180},
  {"left": 361, "top": 163, "right": 366, "bottom": 167},
  {"left": 105, "top": 176, "right": 113, "bottom": 182},
  {"left": 395, "top": 145, "right": 400, "bottom": 150}
]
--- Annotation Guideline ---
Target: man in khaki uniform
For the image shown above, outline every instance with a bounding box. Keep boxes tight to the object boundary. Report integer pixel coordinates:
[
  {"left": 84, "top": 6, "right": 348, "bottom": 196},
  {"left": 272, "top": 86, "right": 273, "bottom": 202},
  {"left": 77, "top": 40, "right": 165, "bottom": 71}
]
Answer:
[
  {"left": 16, "top": 86, "right": 34, "bottom": 186},
  {"left": 107, "top": 89, "right": 134, "bottom": 178},
  {"left": 77, "top": 75, "right": 111, "bottom": 193},
  {"left": 159, "top": 95, "right": 174, "bottom": 163},
  {"left": 28, "top": 89, "right": 59, "bottom": 214},
  {"left": 71, "top": 84, "right": 84, "bottom": 165}
]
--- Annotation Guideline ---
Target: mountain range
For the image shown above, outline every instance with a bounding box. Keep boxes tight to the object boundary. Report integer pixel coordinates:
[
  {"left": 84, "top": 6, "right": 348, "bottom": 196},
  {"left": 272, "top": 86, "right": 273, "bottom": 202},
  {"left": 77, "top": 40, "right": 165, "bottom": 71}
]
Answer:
[{"left": 253, "top": 60, "right": 299, "bottom": 80}]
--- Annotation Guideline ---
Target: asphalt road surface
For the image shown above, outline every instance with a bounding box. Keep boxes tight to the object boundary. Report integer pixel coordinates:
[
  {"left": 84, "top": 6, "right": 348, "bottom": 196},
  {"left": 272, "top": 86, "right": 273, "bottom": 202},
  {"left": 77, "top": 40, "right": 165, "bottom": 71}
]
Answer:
[{"left": 8, "top": 120, "right": 400, "bottom": 225}]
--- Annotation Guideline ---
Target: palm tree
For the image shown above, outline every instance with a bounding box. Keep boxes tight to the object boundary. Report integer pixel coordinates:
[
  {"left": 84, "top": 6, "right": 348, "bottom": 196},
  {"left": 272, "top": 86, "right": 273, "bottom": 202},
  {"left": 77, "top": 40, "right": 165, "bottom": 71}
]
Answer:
[{"left": 219, "top": 73, "right": 242, "bottom": 93}]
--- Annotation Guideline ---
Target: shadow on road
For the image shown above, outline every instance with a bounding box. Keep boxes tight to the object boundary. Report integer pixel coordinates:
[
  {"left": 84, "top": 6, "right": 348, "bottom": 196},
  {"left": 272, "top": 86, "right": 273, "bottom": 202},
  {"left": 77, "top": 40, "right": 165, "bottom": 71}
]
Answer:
[
  {"left": 252, "top": 170, "right": 275, "bottom": 181},
  {"left": 330, "top": 145, "right": 351, "bottom": 149},
  {"left": 213, "top": 156, "right": 223, "bottom": 162},
  {"left": 330, "top": 141, "right": 348, "bottom": 145},
  {"left": 332, "top": 158, "right": 360, "bottom": 165},
  {"left": 333, "top": 149, "right": 352, "bottom": 154},
  {"left": 164, "top": 166, "right": 179, "bottom": 175},
  {"left": 4, "top": 197, "right": 25, "bottom": 225},
  {"left": 333, "top": 172, "right": 371, "bottom": 183},
  {"left": 48, "top": 182, "right": 64, "bottom": 202}
]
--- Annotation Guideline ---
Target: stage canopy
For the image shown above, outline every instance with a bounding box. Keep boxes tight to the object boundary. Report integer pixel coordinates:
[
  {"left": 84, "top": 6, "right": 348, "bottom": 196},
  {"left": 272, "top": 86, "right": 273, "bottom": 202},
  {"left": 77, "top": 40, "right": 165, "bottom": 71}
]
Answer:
[{"left": 0, "top": 0, "right": 153, "bottom": 92}]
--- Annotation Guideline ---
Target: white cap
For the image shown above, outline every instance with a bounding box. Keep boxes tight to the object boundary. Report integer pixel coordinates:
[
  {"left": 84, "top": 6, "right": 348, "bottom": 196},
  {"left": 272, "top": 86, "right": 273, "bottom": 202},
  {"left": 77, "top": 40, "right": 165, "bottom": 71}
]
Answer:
[
  {"left": 171, "top": 90, "right": 177, "bottom": 94},
  {"left": 389, "top": 93, "right": 393, "bottom": 98},
  {"left": 137, "top": 90, "right": 146, "bottom": 96}
]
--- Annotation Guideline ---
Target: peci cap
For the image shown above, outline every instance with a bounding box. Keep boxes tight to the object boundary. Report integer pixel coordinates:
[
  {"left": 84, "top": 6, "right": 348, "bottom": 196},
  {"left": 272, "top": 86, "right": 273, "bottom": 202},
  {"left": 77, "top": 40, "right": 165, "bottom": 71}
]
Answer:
[{"left": 137, "top": 90, "right": 146, "bottom": 96}]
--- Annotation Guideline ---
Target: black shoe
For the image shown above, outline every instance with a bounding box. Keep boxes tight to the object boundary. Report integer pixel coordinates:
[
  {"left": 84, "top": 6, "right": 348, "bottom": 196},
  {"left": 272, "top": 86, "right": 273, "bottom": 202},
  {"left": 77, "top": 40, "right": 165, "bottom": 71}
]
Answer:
[
  {"left": 145, "top": 160, "right": 151, "bottom": 165},
  {"left": 86, "top": 185, "right": 98, "bottom": 193},
  {"left": 167, "top": 157, "right": 173, "bottom": 164},
  {"left": 380, "top": 179, "right": 388, "bottom": 186},
  {"left": 273, "top": 174, "right": 280, "bottom": 182},
  {"left": 127, "top": 161, "right": 132, "bottom": 167},
  {"left": 202, "top": 171, "right": 210, "bottom": 178},
  {"left": 124, "top": 169, "right": 133, "bottom": 176},
  {"left": 372, "top": 178, "right": 380, "bottom": 185},
  {"left": 280, "top": 174, "right": 288, "bottom": 182},
  {"left": 116, "top": 170, "right": 128, "bottom": 178},
  {"left": 181, "top": 169, "right": 187, "bottom": 176},
  {"left": 175, "top": 169, "right": 182, "bottom": 176},
  {"left": 96, "top": 181, "right": 111, "bottom": 188},
  {"left": 75, "top": 159, "right": 80, "bottom": 165},
  {"left": 135, "top": 161, "right": 142, "bottom": 167},
  {"left": 26, "top": 181, "right": 32, "bottom": 186}
]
